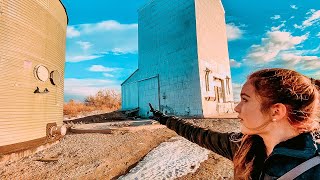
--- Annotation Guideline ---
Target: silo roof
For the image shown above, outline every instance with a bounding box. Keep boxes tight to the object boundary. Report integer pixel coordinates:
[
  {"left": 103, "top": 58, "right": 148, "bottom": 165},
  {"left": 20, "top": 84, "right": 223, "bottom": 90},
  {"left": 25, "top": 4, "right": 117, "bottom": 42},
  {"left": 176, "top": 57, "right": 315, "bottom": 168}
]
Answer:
[{"left": 59, "top": 0, "right": 69, "bottom": 24}]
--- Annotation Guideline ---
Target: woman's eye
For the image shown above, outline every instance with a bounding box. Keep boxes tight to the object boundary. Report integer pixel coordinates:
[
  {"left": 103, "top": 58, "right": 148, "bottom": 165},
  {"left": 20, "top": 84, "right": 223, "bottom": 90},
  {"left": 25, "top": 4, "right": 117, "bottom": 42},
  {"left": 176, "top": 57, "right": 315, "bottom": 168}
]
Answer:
[{"left": 241, "top": 98, "right": 248, "bottom": 102}]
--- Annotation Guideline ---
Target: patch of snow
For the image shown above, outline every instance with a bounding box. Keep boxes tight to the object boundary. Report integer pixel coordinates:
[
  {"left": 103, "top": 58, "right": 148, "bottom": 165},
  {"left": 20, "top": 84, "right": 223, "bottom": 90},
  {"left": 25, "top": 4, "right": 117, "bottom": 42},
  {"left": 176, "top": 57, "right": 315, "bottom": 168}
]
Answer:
[{"left": 118, "top": 136, "right": 210, "bottom": 180}]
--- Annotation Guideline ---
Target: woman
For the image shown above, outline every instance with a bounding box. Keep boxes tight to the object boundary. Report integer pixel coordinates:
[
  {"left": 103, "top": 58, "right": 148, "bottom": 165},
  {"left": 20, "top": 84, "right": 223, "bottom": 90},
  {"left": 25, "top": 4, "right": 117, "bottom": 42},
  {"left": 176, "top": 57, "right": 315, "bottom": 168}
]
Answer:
[{"left": 150, "top": 68, "right": 320, "bottom": 180}]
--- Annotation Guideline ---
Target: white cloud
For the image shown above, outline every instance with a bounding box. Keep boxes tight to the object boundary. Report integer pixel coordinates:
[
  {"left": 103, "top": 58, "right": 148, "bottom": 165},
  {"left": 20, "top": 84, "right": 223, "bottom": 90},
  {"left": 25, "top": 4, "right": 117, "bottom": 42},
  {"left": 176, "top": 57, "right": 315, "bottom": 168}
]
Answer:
[
  {"left": 293, "top": 24, "right": 302, "bottom": 29},
  {"left": 307, "top": 9, "right": 316, "bottom": 15},
  {"left": 317, "top": 32, "right": 320, "bottom": 37},
  {"left": 226, "top": 23, "right": 243, "bottom": 41},
  {"left": 301, "top": 59, "right": 320, "bottom": 70},
  {"left": 66, "top": 20, "right": 138, "bottom": 62},
  {"left": 281, "top": 53, "right": 318, "bottom": 62},
  {"left": 88, "top": 65, "right": 122, "bottom": 72},
  {"left": 111, "top": 48, "right": 136, "bottom": 55},
  {"left": 296, "top": 45, "right": 320, "bottom": 55},
  {"left": 67, "top": 26, "right": 80, "bottom": 38},
  {"left": 247, "top": 31, "right": 308, "bottom": 62},
  {"left": 310, "top": 71, "right": 320, "bottom": 79},
  {"left": 271, "top": 15, "right": 281, "bottom": 20},
  {"left": 80, "top": 20, "right": 138, "bottom": 33},
  {"left": 271, "top": 21, "right": 286, "bottom": 31},
  {"left": 290, "top": 5, "right": 298, "bottom": 10},
  {"left": 230, "top": 59, "right": 241, "bottom": 68},
  {"left": 280, "top": 53, "right": 320, "bottom": 70},
  {"left": 294, "top": 10, "right": 320, "bottom": 29},
  {"left": 67, "top": 55, "right": 103, "bottom": 62},
  {"left": 290, "top": 16, "right": 295, "bottom": 19},
  {"left": 64, "top": 78, "right": 120, "bottom": 101},
  {"left": 103, "top": 73, "right": 114, "bottom": 77},
  {"left": 76, "top": 41, "right": 93, "bottom": 51},
  {"left": 232, "top": 83, "right": 243, "bottom": 102},
  {"left": 268, "top": 31, "right": 307, "bottom": 44},
  {"left": 302, "top": 10, "right": 320, "bottom": 27}
]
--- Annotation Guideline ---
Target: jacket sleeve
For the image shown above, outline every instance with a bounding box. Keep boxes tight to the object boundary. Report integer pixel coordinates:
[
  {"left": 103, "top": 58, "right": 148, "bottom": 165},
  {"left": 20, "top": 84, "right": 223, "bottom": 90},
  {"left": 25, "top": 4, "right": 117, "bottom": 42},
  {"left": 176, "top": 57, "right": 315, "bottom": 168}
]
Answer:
[{"left": 165, "top": 116, "right": 241, "bottom": 160}]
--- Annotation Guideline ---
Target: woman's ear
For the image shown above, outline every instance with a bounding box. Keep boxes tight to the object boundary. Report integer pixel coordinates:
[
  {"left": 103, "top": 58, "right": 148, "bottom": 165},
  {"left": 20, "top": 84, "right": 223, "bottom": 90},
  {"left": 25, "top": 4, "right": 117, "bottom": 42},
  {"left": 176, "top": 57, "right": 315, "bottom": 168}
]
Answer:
[{"left": 271, "top": 103, "right": 287, "bottom": 121}]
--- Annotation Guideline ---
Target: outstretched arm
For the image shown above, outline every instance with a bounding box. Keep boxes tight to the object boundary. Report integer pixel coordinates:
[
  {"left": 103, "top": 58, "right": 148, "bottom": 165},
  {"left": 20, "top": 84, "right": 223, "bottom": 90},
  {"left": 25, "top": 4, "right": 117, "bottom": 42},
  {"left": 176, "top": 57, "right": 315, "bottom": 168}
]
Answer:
[{"left": 149, "top": 103, "right": 241, "bottom": 160}]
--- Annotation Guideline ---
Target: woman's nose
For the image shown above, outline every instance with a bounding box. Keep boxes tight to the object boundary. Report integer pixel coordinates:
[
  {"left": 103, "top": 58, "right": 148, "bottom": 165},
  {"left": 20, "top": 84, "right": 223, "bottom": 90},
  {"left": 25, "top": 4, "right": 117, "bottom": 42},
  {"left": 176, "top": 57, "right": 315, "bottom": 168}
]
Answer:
[{"left": 234, "top": 103, "right": 240, "bottom": 113}]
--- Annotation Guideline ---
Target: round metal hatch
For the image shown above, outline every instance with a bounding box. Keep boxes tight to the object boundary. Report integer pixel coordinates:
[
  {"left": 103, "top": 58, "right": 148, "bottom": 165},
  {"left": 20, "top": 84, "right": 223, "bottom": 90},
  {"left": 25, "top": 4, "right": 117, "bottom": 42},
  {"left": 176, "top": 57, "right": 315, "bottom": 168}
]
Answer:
[
  {"left": 34, "top": 65, "right": 49, "bottom": 82},
  {"left": 50, "top": 70, "right": 61, "bottom": 86}
]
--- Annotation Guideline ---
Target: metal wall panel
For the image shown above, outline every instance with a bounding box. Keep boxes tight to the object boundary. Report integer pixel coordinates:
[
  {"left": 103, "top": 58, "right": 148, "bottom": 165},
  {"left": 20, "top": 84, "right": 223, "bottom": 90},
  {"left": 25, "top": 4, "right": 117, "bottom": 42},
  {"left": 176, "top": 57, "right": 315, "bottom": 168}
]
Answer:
[
  {"left": 121, "top": 82, "right": 138, "bottom": 110},
  {"left": 136, "top": 0, "right": 203, "bottom": 116},
  {"left": 0, "top": 0, "right": 67, "bottom": 147},
  {"left": 195, "top": 0, "right": 234, "bottom": 117},
  {"left": 138, "top": 77, "right": 159, "bottom": 118}
]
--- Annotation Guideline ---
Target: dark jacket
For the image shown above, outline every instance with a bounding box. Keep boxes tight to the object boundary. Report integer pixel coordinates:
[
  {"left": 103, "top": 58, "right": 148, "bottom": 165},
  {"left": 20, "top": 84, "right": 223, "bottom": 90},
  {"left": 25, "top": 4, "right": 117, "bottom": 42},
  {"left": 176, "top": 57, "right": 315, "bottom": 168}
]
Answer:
[{"left": 164, "top": 117, "right": 320, "bottom": 180}]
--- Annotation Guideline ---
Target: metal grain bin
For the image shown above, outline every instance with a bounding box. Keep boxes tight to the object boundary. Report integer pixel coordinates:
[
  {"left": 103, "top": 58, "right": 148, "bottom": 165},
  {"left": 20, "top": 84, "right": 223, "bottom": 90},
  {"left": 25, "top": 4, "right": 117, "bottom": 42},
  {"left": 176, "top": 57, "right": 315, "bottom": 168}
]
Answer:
[{"left": 0, "top": 0, "right": 68, "bottom": 154}]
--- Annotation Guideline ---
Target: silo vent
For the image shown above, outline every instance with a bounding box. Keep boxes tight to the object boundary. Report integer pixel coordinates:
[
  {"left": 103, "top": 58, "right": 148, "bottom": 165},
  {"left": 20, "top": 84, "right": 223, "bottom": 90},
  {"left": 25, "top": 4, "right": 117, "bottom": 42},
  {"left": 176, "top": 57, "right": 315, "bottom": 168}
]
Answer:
[
  {"left": 34, "top": 65, "right": 49, "bottom": 82},
  {"left": 50, "top": 70, "right": 61, "bottom": 86}
]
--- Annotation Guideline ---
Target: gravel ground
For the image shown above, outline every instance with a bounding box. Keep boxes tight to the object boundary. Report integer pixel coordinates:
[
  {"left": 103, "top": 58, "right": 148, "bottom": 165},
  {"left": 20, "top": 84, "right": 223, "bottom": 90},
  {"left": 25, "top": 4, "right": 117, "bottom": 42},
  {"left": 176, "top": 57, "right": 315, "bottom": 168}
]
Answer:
[{"left": 0, "top": 118, "right": 240, "bottom": 180}]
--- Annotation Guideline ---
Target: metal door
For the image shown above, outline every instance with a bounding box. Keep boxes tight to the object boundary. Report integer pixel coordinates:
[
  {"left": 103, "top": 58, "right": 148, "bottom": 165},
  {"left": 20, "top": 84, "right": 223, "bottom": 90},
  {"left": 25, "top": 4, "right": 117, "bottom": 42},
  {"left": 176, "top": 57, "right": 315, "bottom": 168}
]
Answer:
[{"left": 138, "top": 76, "right": 159, "bottom": 118}]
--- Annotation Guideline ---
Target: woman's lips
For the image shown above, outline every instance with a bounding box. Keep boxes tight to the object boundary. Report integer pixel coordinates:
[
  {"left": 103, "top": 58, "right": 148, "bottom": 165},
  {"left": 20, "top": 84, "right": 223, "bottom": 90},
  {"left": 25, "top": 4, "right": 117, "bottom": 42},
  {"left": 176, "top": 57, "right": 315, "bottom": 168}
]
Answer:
[{"left": 238, "top": 116, "right": 243, "bottom": 122}]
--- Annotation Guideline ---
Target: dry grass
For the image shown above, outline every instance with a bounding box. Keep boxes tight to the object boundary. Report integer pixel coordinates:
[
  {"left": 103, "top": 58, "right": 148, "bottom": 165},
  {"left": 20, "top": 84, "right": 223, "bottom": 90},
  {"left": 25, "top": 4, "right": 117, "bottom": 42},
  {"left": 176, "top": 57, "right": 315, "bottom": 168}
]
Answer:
[{"left": 64, "top": 90, "right": 121, "bottom": 118}]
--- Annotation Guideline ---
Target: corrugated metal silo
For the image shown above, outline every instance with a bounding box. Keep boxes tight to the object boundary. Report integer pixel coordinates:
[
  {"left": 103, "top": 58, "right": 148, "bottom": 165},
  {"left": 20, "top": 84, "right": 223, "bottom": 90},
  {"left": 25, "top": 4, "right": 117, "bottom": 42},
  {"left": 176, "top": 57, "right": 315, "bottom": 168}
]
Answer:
[{"left": 0, "top": 0, "right": 68, "bottom": 155}]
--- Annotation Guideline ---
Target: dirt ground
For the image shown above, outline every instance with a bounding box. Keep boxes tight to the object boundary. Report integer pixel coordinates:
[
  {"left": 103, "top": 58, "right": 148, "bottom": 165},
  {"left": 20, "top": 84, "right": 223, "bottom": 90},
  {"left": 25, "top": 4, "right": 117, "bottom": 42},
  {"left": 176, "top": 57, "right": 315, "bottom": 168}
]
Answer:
[{"left": 0, "top": 118, "right": 240, "bottom": 180}]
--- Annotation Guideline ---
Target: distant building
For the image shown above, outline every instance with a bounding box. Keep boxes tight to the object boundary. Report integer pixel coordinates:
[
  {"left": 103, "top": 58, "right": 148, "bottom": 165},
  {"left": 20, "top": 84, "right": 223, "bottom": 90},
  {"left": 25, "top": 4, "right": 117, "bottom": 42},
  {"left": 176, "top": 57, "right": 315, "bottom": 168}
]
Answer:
[
  {"left": 0, "top": 0, "right": 68, "bottom": 154},
  {"left": 121, "top": 0, "right": 234, "bottom": 118}
]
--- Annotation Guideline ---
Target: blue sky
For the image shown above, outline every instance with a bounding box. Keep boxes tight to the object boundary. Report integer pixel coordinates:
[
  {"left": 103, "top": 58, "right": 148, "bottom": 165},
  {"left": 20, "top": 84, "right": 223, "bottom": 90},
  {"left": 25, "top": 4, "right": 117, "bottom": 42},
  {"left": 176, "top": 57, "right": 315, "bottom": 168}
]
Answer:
[{"left": 61, "top": 0, "right": 320, "bottom": 102}]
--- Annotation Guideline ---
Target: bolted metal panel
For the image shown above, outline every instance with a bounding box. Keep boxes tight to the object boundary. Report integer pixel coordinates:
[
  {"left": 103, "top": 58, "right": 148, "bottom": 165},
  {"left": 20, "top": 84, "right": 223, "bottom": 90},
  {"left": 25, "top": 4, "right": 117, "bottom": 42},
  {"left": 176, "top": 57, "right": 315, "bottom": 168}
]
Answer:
[{"left": 0, "top": 0, "right": 67, "bottom": 147}]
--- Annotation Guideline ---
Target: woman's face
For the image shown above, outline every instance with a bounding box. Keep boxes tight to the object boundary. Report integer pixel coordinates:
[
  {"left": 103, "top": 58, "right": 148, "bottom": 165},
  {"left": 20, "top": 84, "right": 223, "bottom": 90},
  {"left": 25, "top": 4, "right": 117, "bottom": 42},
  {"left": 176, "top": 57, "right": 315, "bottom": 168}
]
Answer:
[{"left": 234, "top": 81, "right": 272, "bottom": 135}]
